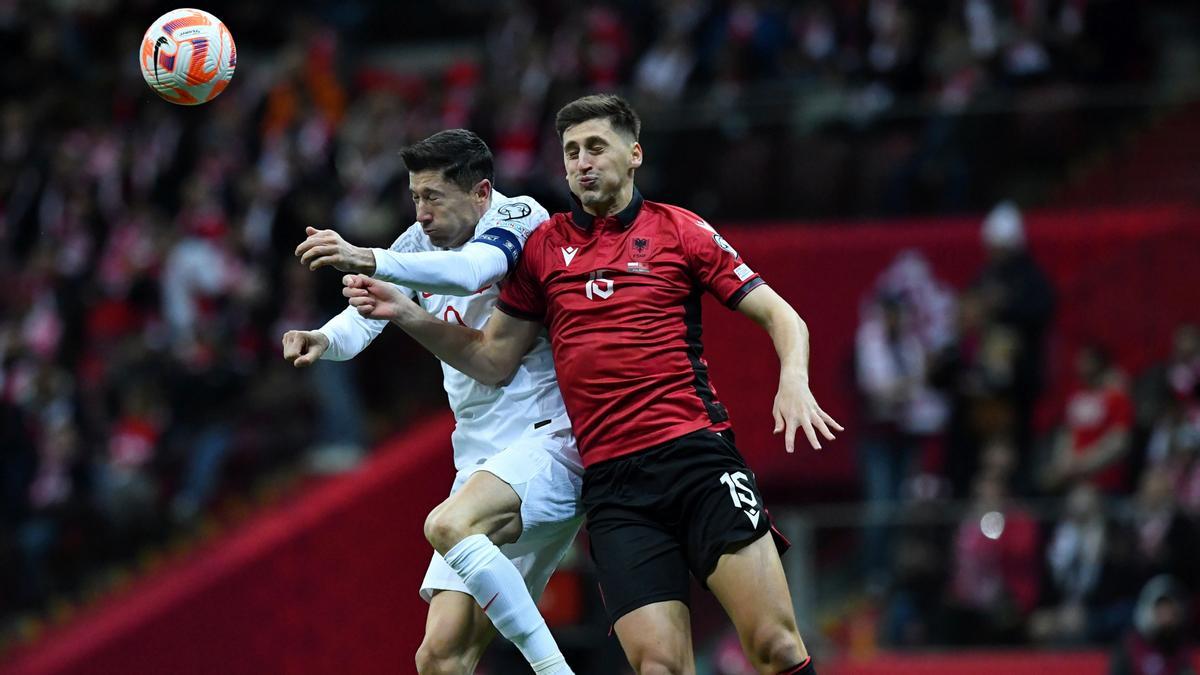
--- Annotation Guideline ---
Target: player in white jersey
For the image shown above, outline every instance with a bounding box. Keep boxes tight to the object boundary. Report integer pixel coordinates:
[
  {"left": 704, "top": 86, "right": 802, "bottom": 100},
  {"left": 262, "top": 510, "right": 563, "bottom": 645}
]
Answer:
[{"left": 282, "top": 130, "right": 581, "bottom": 675}]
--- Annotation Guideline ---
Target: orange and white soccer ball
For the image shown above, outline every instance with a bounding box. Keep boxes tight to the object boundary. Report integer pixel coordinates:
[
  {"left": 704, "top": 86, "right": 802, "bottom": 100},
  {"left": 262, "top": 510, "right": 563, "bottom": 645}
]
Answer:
[{"left": 139, "top": 8, "right": 236, "bottom": 105}]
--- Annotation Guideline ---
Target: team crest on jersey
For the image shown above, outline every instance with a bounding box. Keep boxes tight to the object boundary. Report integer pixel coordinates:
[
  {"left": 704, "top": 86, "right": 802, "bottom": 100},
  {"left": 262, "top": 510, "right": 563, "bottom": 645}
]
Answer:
[{"left": 629, "top": 236, "right": 651, "bottom": 260}]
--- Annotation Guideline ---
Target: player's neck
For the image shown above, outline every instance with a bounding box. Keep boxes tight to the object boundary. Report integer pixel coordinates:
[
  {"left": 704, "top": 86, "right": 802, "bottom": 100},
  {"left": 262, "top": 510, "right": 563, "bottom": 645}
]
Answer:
[{"left": 583, "top": 184, "right": 635, "bottom": 219}]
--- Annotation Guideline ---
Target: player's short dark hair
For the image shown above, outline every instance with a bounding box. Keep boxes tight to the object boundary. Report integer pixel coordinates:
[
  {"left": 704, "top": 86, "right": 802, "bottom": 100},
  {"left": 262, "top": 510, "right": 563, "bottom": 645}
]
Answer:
[
  {"left": 555, "top": 94, "right": 641, "bottom": 142},
  {"left": 399, "top": 129, "right": 494, "bottom": 191}
]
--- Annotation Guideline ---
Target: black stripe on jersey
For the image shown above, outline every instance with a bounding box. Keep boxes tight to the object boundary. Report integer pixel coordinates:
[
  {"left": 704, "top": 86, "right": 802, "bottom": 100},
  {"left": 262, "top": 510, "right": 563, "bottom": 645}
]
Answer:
[
  {"left": 683, "top": 287, "right": 730, "bottom": 424},
  {"left": 726, "top": 277, "right": 765, "bottom": 309},
  {"left": 496, "top": 299, "right": 543, "bottom": 322},
  {"left": 472, "top": 227, "right": 523, "bottom": 272}
]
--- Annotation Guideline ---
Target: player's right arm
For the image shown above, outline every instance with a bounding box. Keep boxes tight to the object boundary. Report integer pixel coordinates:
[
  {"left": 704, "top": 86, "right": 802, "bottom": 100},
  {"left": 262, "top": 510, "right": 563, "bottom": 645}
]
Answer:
[
  {"left": 282, "top": 303, "right": 393, "bottom": 368},
  {"left": 342, "top": 274, "right": 538, "bottom": 385}
]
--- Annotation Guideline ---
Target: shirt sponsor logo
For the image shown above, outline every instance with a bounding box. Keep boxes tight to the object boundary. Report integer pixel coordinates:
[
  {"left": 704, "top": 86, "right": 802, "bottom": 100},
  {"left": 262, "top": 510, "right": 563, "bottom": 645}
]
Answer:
[
  {"left": 627, "top": 262, "right": 651, "bottom": 274},
  {"left": 734, "top": 263, "right": 754, "bottom": 281},
  {"left": 562, "top": 246, "right": 579, "bottom": 266}
]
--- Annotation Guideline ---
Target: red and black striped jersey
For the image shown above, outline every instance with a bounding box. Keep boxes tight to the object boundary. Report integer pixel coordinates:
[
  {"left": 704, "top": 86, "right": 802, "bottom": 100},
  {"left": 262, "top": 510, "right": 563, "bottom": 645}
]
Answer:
[{"left": 497, "top": 190, "right": 765, "bottom": 467}]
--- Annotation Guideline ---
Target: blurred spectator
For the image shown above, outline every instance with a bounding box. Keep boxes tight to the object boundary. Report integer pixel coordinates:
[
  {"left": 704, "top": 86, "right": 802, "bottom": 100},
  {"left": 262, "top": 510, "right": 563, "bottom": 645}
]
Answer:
[
  {"left": 1127, "top": 465, "right": 1200, "bottom": 592},
  {"left": 1138, "top": 324, "right": 1200, "bottom": 516},
  {"left": 1042, "top": 345, "right": 1133, "bottom": 494},
  {"left": 942, "top": 471, "right": 1040, "bottom": 645},
  {"left": 972, "top": 201, "right": 1055, "bottom": 487},
  {"left": 936, "top": 289, "right": 1021, "bottom": 498},
  {"left": 1109, "top": 575, "right": 1196, "bottom": 675},
  {"left": 855, "top": 285, "right": 945, "bottom": 584},
  {"left": 1030, "top": 483, "right": 1139, "bottom": 645},
  {"left": 879, "top": 492, "right": 950, "bottom": 647}
]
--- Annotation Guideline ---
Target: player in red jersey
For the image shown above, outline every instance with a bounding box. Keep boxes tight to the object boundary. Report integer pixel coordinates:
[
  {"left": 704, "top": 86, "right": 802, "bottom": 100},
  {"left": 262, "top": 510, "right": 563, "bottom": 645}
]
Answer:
[{"left": 343, "top": 95, "right": 841, "bottom": 675}]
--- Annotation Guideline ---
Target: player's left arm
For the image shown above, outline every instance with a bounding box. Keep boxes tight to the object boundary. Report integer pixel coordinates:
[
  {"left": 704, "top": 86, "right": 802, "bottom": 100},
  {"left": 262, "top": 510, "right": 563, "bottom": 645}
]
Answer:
[
  {"left": 737, "top": 285, "right": 843, "bottom": 452},
  {"left": 375, "top": 198, "right": 549, "bottom": 295}
]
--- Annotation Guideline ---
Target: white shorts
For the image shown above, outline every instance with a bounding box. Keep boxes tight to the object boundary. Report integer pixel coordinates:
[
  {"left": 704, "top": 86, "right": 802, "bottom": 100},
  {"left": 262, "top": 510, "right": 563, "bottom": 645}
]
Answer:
[{"left": 420, "top": 415, "right": 584, "bottom": 602}]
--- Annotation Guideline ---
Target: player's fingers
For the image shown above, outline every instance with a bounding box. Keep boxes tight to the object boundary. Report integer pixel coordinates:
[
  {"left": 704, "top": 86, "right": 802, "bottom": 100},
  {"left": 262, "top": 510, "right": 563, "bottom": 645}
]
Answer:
[
  {"left": 310, "top": 253, "right": 341, "bottom": 271},
  {"left": 783, "top": 416, "right": 797, "bottom": 453},
  {"left": 820, "top": 409, "right": 845, "bottom": 432},
  {"left": 813, "top": 412, "right": 836, "bottom": 441},
  {"left": 342, "top": 274, "right": 360, "bottom": 288},
  {"left": 772, "top": 405, "right": 784, "bottom": 434},
  {"left": 800, "top": 416, "right": 821, "bottom": 451},
  {"left": 282, "top": 335, "right": 300, "bottom": 361},
  {"left": 302, "top": 246, "right": 335, "bottom": 268},
  {"left": 293, "top": 352, "right": 317, "bottom": 368},
  {"left": 342, "top": 287, "right": 368, "bottom": 299},
  {"left": 306, "top": 226, "right": 319, "bottom": 236},
  {"left": 295, "top": 233, "right": 328, "bottom": 257}
]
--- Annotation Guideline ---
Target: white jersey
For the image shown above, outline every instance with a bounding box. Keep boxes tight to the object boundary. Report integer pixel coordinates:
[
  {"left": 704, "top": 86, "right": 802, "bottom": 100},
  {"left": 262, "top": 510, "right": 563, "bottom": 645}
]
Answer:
[{"left": 317, "top": 192, "right": 574, "bottom": 472}]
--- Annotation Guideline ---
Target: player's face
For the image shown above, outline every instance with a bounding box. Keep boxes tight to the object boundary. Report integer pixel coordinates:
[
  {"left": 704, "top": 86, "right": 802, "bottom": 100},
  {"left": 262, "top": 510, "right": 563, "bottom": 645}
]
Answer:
[
  {"left": 409, "top": 171, "right": 489, "bottom": 248},
  {"left": 562, "top": 118, "right": 642, "bottom": 214}
]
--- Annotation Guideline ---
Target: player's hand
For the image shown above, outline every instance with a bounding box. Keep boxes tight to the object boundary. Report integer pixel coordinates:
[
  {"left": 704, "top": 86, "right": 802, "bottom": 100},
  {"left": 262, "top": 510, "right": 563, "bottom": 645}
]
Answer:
[
  {"left": 282, "top": 330, "right": 330, "bottom": 368},
  {"left": 773, "top": 375, "right": 843, "bottom": 452},
  {"left": 343, "top": 274, "right": 419, "bottom": 323},
  {"left": 296, "top": 227, "right": 377, "bottom": 274}
]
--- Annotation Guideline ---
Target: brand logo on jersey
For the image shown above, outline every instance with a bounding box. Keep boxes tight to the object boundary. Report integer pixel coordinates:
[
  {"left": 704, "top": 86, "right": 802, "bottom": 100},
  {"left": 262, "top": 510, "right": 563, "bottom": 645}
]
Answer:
[
  {"left": 584, "top": 271, "right": 614, "bottom": 300},
  {"left": 720, "top": 471, "right": 760, "bottom": 528},
  {"left": 713, "top": 234, "right": 738, "bottom": 258},
  {"left": 562, "top": 246, "right": 579, "bottom": 266}
]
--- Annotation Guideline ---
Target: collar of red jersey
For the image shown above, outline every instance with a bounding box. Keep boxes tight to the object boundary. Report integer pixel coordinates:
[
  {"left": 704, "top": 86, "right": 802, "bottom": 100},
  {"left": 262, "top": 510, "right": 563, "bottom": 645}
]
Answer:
[{"left": 568, "top": 187, "right": 644, "bottom": 232}]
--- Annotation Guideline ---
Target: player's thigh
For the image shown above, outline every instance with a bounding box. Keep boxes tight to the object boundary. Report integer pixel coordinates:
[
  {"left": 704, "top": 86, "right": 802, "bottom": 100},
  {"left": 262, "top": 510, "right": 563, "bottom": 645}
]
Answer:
[
  {"left": 419, "top": 590, "right": 496, "bottom": 668},
  {"left": 613, "top": 600, "right": 696, "bottom": 675},
  {"left": 706, "top": 533, "right": 807, "bottom": 665},
  {"left": 426, "top": 470, "right": 523, "bottom": 550}
]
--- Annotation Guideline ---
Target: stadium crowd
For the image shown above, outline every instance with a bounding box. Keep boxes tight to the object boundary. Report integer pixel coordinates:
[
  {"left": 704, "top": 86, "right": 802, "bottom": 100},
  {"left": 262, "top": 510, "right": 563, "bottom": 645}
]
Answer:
[
  {"left": 1, "top": 0, "right": 1196, "bottom": 663},
  {"left": 852, "top": 204, "right": 1200, "bottom": 655}
]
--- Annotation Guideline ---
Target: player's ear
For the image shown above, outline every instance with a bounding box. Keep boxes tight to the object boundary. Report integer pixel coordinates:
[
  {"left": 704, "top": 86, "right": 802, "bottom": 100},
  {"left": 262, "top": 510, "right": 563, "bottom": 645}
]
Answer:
[
  {"left": 630, "top": 142, "right": 643, "bottom": 169},
  {"left": 475, "top": 179, "right": 492, "bottom": 204}
]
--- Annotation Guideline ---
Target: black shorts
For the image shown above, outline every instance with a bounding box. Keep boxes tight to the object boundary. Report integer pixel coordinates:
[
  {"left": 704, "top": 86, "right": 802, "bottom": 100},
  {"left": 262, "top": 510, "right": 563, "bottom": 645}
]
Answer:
[{"left": 582, "top": 428, "right": 790, "bottom": 623}]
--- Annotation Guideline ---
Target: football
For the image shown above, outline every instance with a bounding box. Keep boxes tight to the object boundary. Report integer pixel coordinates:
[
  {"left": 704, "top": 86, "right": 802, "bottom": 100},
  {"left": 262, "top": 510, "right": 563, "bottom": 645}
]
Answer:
[{"left": 139, "top": 8, "right": 236, "bottom": 105}]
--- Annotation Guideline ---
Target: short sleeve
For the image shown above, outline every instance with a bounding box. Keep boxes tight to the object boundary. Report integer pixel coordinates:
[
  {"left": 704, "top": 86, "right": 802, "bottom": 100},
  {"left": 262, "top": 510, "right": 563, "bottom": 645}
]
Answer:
[
  {"left": 471, "top": 197, "right": 550, "bottom": 273},
  {"left": 496, "top": 241, "right": 546, "bottom": 321},
  {"left": 679, "top": 215, "right": 764, "bottom": 308}
]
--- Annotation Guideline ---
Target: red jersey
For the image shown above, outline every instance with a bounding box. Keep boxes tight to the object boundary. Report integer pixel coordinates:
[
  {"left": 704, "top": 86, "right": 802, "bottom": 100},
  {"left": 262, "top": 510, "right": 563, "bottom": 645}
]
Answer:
[
  {"left": 497, "top": 190, "right": 764, "bottom": 466},
  {"left": 1066, "top": 383, "right": 1133, "bottom": 492}
]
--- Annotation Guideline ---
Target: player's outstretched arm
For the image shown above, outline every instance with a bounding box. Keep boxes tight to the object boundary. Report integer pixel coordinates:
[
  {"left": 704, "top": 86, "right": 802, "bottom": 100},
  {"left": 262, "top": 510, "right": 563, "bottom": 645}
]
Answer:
[
  {"left": 296, "top": 226, "right": 377, "bottom": 274},
  {"left": 737, "top": 284, "right": 843, "bottom": 452},
  {"left": 296, "top": 225, "right": 511, "bottom": 297},
  {"left": 343, "top": 274, "right": 538, "bottom": 385}
]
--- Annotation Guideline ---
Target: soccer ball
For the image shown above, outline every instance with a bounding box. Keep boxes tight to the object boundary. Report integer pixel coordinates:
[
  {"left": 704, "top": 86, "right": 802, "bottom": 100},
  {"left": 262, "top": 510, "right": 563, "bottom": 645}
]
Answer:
[{"left": 139, "top": 8, "right": 236, "bottom": 105}]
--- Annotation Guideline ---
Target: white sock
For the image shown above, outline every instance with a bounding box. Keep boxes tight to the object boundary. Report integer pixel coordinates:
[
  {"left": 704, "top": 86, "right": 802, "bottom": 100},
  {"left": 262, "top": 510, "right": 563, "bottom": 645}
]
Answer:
[{"left": 443, "top": 534, "right": 573, "bottom": 674}]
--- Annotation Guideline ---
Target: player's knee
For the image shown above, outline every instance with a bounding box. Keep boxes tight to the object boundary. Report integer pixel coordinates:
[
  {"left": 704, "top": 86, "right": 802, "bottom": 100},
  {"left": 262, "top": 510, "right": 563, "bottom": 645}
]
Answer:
[
  {"left": 423, "top": 504, "right": 469, "bottom": 554},
  {"left": 747, "top": 623, "right": 806, "bottom": 671},
  {"left": 415, "top": 640, "right": 472, "bottom": 675}
]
